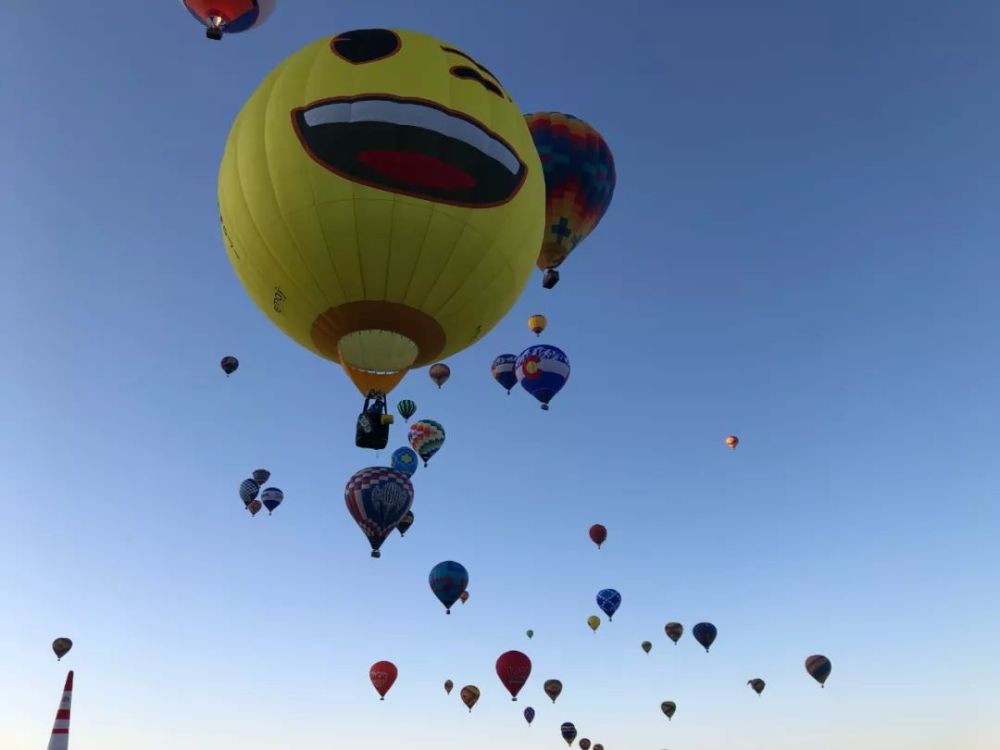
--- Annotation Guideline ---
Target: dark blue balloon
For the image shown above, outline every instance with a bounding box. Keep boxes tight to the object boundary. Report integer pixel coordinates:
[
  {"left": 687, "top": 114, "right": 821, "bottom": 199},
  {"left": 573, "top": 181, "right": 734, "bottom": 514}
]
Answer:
[
  {"left": 693, "top": 622, "right": 718, "bottom": 652},
  {"left": 523, "top": 706, "right": 535, "bottom": 725},
  {"left": 516, "top": 345, "right": 570, "bottom": 410},
  {"left": 390, "top": 447, "right": 419, "bottom": 477},
  {"left": 491, "top": 354, "right": 519, "bottom": 394},
  {"left": 429, "top": 560, "right": 469, "bottom": 614},
  {"left": 596, "top": 588, "right": 621, "bottom": 620}
]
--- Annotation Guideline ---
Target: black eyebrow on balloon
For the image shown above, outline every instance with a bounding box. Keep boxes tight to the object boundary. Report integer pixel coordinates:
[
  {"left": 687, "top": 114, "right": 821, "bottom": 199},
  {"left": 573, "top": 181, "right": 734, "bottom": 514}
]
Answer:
[{"left": 441, "top": 46, "right": 508, "bottom": 93}]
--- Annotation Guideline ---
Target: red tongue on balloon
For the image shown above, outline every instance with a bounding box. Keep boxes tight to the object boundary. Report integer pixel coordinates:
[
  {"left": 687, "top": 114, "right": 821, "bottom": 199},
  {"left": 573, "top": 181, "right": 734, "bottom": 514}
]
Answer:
[{"left": 357, "top": 150, "right": 475, "bottom": 190}]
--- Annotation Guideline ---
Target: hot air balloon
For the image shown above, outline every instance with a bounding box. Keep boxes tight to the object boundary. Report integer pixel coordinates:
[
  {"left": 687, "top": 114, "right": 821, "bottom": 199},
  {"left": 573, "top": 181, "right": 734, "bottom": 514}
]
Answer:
[
  {"left": 543, "top": 679, "right": 563, "bottom": 703},
  {"left": 219, "top": 31, "right": 545, "bottom": 398},
  {"left": 693, "top": 622, "right": 717, "bottom": 652},
  {"left": 526, "top": 629, "right": 534, "bottom": 639},
  {"left": 579, "top": 740, "right": 591, "bottom": 750},
  {"left": 496, "top": 650, "right": 532, "bottom": 701},
  {"left": 641, "top": 641, "right": 652, "bottom": 654},
  {"left": 596, "top": 589, "right": 621, "bottom": 621},
  {"left": 390, "top": 447, "right": 419, "bottom": 478},
  {"left": 397, "top": 400, "right": 417, "bottom": 422},
  {"left": 589, "top": 524, "right": 607, "bottom": 548},
  {"left": 748, "top": 678, "right": 765, "bottom": 695},
  {"left": 369, "top": 660, "right": 397, "bottom": 700},
  {"left": 725, "top": 435, "right": 739, "bottom": 449},
  {"left": 661, "top": 701, "right": 676, "bottom": 720},
  {"left": 805, "top": 655, "right": 832, "bottom": 687},
  {"left": 587, "top": 615, "right": 600, "bottom": 633},
  {"left": 396, "top": 510, "right": 414, "bottom": 536},
  {"left": 52, "top": 638, "right": 72, "bottom": 661},
  {"left": 491, "top": 353, "right": 518, "bottom": 394},
  {"left": 220, "top": 355, "right": 239, "bottom": 376},
  {"left": 247, "top": 498, "right": 263, "bottom": 516},
  {"left": 251, "top": 469, "right": 270, "bottom": 485},
  {"left": 239, "top": 478, "right": 260, "bottom": 506},
  {"left": 460, "top": 685, "right": 480, "bottom": 712},
  {"left": 408, "top": 420, "right": 445, "bottom": 466},
  {"left": 523, "top": 706, "right": 535, "bottom": 725},
  {"left": 261, "top": 487, "right": 283, "bottom": 515},
  {"left": 444, "top": 679, "right": 454, "bottom": 694},
  {"left": 429, "top": 363, "right": 451, "bottom": 388},
  {"left": 429, "top": 560, "right": 469, "bottom": 614},
  {"left": 593, "top": 745, "right": 604, "bottom": 750},
  {"left": 525, "top": 112, "right": 615, "bottom": 289},
  {"left": 528, "top": 314, "right": 547, "bottom": 336},
  {"left": 665, "top": 622, "right": 683, "bottom": 644},
  {"left": 516, "top": 344, "right": 570, "bottom": 410},
  {"left": 560, "top": 722, "right": 577, "bottom": 746},
  {"left": 344, "top": 467, "right": 415, "bottom": 558},
  {"left": 459, "top": 590, "right": 469, "bottom": 604},
  {"left": 181, "top": 0, "right": 276, "bottom": 41}
]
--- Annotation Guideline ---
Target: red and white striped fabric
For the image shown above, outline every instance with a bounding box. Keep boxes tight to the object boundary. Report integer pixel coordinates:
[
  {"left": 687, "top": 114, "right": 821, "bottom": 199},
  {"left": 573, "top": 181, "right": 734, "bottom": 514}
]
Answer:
[{"left": 47, "top": 671, "right": 73, "bottom": 750}]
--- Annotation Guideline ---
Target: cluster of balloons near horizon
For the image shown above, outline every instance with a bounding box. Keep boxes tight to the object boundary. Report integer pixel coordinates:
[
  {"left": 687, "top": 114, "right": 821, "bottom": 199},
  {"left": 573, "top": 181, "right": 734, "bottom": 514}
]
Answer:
[
  {"left": 237, "top": 468, "right": 283, "bottom": 517},
  {"left": 216, "top": 26, "right": 615, "bottom": 401}
]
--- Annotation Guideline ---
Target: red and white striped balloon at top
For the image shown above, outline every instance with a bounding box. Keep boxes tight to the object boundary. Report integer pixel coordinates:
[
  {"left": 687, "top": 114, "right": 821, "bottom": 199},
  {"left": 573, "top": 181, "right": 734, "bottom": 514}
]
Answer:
[{"left": 47, "top": 671, "right": 73, "bottom": 750}]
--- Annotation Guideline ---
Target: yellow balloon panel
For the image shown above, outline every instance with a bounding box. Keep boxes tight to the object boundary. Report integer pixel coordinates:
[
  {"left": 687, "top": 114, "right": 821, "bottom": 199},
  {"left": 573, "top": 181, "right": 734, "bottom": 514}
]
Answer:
[{"left": 219, "top": 28, "right": 545, "bottom": 376}]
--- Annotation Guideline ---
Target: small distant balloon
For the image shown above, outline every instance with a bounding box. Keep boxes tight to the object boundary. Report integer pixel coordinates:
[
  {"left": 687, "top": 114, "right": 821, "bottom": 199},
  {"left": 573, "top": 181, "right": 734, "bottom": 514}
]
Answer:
[
  {"left": 523, "top": 706, "right": 535, "bottom": 725},
  {"left": 460, "top": 684, "right": 480, "bottom": 712},
  {"left": 560, "top": 722, "right": 577, "bottom": 746},
  {"left": 593, "top": 745, "right": 604, "bottom": 750},
  {"left": 429, "top": 363, "right": 451, "bottom": 388},
  {"left": 693, "top": 622, "right": 717, "bottom": 652},
  {"left": 661, "top": 701, "right": 676, "bottom": 720},
  {"left": 369, "top": 660, "right": 398, "bottom": 700},
  {"left": 52, "top": 638, "right": 73, "bottom": 661},
  {"left": 396, "top": 510, "right": 414, "bottom": 537},
  {"left": 251, "top": 469, "right": 270, "bottom": 486},
  {"left": 748, "top": 678, "right": 766, "bottom": 695},
  {"left": 641, "top": 641, "right": 652, "bottom": 654},
  {"left": 239, "top": 478, "right": 260, "bottom": 505},
  {"left": 408, "top": 419, "right": 446, "bottom": 466},
  {"left": 444, "top": 679, "right": 454, "bottom": 694},
  {"left": 587, "top": 615, "right": 601, "bottom": 633},
  {"left": 543, "top": 679, "right": 563, "bottom": 703},
  {"left": 491, "top": 354, "right": 518, "bottom": 394},
  {"left": 596, "top": 589, "right": 621, "bottom": 620},
  {"left": 665, "top": 622, "right": 683, "bottom": 644},
  {"left": 579, "top": 740, "right": 591, "bottom": 750},
  {"left": 526, "top": 629, "right": 534, "bottom": 639},
  {"left": 261, "top": 487, "right": 283, "bottom": 515},
  {"left": 459, "top": 590, "right": 469, "bottom": 604},
  {"left": 390, "top": 447, "right": 419, "bottom": 478},
  {"left": 429, "top": 560, "right": 469, "bottom": 614},
  {"left": 496, "top": 650, "right": 532, "bottom": 701},
  {"left": 528, "top": 314, "right": 547, "bottom": 336},
  {"left": 247, "top": 498, "right": 263, "bottom": 516},
  {"left": 725, "top": 435, "right": 739, "bottom": 449},
  {"left": 220, "top": 356, "right": 239, "bottom": 376},
  {"left": 397, "top": 399, "right": 417, "bottom": 422},
  {"left": 805, "top": 655, "right": 832, "bottom": 687},
  {"left": 589, "top": 524, "right": 607, "bottom": 549}
]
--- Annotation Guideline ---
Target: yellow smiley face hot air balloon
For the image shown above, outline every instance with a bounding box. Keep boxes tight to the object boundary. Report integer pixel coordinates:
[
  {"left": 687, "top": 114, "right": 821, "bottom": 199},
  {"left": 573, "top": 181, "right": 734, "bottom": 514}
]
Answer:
[{"left": 218, "top": 29, "right": 545, "bottom": 396}]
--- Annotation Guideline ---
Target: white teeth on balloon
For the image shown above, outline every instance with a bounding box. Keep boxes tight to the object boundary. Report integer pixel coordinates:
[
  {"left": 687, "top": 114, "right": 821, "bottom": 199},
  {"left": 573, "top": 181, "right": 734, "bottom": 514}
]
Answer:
[{"left": 302, "top": 99, "right": 521, "bottom": 175}]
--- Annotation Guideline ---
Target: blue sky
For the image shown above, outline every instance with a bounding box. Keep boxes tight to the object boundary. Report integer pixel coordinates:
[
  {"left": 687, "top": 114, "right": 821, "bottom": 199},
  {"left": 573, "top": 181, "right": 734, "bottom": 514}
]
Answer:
[{"left": 1, "top": 1, "right": 999, "bottom": 748}]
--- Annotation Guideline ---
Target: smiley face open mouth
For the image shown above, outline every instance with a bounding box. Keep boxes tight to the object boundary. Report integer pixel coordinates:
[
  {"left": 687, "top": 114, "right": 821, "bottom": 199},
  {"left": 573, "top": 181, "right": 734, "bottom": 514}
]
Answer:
[{"left": 292, "top": 96, "right": 527, "bottom": 206}]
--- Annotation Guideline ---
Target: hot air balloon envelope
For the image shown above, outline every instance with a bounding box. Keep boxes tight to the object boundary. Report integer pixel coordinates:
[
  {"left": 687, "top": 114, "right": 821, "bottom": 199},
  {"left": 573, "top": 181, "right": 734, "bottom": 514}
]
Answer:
[
  {"left": 429, "top": 560, "right": 469, "bottom": 613},
  {"left": 460, "top": 685, "right": 480, "bottom": 711},
  {"left": 806, "top": 655, "right": 832, "bottom": 686},
  {"left": 693, "top": 622, "right": 718, "bottom": 652},
  {"left": 369, "top": 660, "right": 398, "bottom": 699},
  {"left": 344, "top": 467, "right": 415, "bottom": 557},
  {"left": 491, "top": 353, "right": 518, "bottom": 394},
  {"left": 496, "top": 650, "right": 532, "bottom": 700},
  {"left": 596, "top": 588, "right": 621, "bottom": 620},
  {"left": 408, "top": 420, "right": 445, "bottom": 465},
  {"left": 543, "top": 679, "right": 563, "bottom": 703},
  {"left": 181, "top": 0, "right": 276, "bottom": 39},
  {"left": 589, "top": 524, "right": 607, "bottom": 548},
  {"left": 52, "top": 638, "right": 73, "bottom": 660},
  {"left": 390, "top": 446, "right": 419, "bottom": 477},
  {"left": 261, "top": 486, "right": 284, "bottom": 514},
  {"left": 516, "top": 344, "right": 570, "bottom": 410}
]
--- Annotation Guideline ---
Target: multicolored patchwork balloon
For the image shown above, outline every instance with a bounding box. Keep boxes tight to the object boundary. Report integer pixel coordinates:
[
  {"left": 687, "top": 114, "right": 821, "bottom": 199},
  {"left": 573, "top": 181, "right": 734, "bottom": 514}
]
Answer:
[
  {"left": 344, "top": 467, "right": 415, "bottom": 558},
  {"left": 525, "top": 112, "right": 616, "bottom": 281},
  {"left": 429, "top": 560, "right": 469, "bottom": 614},
  {"left": 408, "top": 420, "right": 446, "bottom": 466},
  {"left": 516, "top": 344, "right": 570, "bottom": 410},
  {"left": 491, "top": 354, "right": 518, "bottom": 394}
]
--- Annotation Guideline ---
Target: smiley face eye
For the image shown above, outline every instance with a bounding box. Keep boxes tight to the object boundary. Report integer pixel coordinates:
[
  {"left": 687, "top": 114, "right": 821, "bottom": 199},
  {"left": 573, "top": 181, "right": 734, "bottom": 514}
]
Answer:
[
  {"left": 331, "top": 29, "right": 401, "bottom": 64},
  {"left": 450, "top": 66, "right": 504, "bottom": 98}
]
